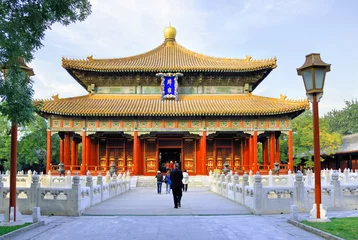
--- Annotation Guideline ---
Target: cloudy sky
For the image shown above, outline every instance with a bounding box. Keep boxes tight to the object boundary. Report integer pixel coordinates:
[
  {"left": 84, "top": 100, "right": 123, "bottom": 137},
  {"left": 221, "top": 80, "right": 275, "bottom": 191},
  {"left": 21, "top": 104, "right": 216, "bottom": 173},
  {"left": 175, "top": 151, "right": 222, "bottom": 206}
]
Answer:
[{"left": 31, "top": 0, "right": 358, "bottom": 116}]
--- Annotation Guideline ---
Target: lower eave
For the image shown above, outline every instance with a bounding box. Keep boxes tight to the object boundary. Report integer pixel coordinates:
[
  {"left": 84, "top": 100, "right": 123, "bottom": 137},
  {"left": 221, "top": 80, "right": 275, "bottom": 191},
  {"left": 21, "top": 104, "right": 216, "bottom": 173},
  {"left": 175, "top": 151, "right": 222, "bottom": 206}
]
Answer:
[{"left": 35, "top": 94, "right": 309, "bottom": 118}]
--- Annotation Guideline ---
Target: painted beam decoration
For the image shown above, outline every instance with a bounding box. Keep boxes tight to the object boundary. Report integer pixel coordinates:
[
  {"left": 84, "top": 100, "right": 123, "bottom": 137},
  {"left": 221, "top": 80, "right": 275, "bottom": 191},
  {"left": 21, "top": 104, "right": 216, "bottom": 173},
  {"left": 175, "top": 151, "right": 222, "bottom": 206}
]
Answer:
[{"left": 156, "top": 72, "right": 183, "bottom": 101}]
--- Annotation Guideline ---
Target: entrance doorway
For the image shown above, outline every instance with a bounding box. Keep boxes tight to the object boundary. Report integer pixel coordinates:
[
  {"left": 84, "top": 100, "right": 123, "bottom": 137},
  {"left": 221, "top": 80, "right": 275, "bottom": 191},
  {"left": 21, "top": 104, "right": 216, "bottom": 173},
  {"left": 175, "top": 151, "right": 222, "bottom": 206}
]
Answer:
[{"left": 158, "top": 148, "right": 181, "bottom": 173}]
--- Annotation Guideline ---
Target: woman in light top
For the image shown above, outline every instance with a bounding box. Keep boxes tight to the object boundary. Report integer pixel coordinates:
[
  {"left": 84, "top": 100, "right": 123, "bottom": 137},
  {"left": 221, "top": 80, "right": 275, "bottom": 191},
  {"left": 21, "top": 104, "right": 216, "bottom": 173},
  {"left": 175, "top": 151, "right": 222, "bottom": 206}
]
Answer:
[{"left": 182, "top": 169, "right": 189, "bottom": 192}]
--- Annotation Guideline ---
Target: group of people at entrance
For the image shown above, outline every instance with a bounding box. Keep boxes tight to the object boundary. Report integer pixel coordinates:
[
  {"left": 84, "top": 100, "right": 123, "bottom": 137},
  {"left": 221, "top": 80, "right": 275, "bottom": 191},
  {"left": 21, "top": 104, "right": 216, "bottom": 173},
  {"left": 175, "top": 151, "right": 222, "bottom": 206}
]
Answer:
[{"left": 155, "top": 163, "right": 189, "bottom": 208}]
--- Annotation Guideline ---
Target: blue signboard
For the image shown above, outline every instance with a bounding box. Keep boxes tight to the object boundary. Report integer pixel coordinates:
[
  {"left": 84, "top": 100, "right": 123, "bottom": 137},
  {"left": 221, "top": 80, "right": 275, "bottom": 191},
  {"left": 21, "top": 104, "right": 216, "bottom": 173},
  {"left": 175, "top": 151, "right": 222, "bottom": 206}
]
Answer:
[{"left": 156, "top": 73, "right": 183, "bottom": 101}]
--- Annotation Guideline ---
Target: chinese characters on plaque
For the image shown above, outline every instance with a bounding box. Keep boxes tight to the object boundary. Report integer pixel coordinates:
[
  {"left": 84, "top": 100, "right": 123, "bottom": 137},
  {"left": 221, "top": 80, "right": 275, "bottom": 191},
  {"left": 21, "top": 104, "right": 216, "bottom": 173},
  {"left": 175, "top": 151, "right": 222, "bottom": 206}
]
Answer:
[{"left": 156, "top": 72, "right": 183, "bottom": 101}]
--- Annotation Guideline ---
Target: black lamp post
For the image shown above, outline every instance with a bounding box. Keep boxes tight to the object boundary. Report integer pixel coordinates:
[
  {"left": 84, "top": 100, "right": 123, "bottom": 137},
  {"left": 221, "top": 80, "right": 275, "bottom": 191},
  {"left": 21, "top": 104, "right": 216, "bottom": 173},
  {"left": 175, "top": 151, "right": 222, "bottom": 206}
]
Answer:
[{"left": 297, "top": 53, "right": 331, "bottom": 220}]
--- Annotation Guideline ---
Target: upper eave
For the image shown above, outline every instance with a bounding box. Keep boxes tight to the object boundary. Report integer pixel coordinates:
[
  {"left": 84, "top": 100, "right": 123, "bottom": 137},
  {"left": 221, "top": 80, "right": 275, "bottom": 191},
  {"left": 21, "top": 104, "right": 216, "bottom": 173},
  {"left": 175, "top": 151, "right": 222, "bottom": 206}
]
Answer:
[
  {"left": 62, "top": 41, "right": 277, "bottom": 73},
  {"left": 34, "top": 94, "right": 309, "bottom": 118}
]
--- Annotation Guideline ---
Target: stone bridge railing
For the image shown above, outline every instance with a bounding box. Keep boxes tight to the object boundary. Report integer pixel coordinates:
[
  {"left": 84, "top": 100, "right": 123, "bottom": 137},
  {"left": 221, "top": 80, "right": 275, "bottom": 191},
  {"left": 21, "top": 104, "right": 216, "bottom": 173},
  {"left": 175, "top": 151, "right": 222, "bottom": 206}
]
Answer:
[
  {"left": 209, "top": 168, "right": 358, "bottom": 215},
  {"left": 0, "top": 171, "right": 131, "bottom": 216}
]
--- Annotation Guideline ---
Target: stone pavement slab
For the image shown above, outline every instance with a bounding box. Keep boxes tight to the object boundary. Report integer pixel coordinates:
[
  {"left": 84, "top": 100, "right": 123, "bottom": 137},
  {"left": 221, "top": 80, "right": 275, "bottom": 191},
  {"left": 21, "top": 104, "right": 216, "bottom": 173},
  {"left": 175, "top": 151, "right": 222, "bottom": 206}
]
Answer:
[
  {"left": 83, "top": 187, "right": 252, "bottom": 216},
  {"left": 9, "top": 215, "right": 324, "bottom": 240}
]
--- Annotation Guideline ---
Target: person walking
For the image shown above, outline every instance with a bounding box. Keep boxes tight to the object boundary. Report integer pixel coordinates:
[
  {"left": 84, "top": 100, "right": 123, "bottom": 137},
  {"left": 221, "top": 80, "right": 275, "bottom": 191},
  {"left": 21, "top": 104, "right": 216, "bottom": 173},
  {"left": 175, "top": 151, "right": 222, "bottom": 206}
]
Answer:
[
  {"left": 164, "top": 170, "right": 172, "bottom": 194},
  {"left": 182, "top": 169, "right": 189, "bottom": 192},
  {"left": 170, "top": 163, "right": 183, "bottom": 208},
  {"left": 155, "top": 170, "right": 163, "bottom": 194}
]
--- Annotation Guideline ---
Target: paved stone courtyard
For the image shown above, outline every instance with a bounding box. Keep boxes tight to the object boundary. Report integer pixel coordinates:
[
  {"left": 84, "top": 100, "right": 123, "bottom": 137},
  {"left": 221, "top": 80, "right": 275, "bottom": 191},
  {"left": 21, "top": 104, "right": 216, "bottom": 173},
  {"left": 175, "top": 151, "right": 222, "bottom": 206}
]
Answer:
[
  {"left": 2, "top": 187, "right": 341, "bottom": 240},
  {"left": 83, "top": 187, "right": 251, "bottom": 216}
]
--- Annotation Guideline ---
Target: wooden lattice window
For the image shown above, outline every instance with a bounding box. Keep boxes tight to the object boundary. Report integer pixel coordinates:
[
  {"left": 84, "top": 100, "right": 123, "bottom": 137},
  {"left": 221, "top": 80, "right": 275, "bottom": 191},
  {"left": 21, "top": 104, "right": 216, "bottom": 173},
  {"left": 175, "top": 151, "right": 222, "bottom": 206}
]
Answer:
[
  {"left": 145, "top": 141, "right": 156, "bottom": 158},
  {"left": 126, "top": 141, "right": 133, "bottom": 159},
  {"left": 184, "top": 140, "right": 194, "bottom": 159},
  {"left": 207, "top": 140, "right": 214, "bottom": 158},
  {"left": 99, "top": 139, "right": 107, "bottom": 159},
  {"left": 234, "top": 139, "right": 241, "bottom": 159}
]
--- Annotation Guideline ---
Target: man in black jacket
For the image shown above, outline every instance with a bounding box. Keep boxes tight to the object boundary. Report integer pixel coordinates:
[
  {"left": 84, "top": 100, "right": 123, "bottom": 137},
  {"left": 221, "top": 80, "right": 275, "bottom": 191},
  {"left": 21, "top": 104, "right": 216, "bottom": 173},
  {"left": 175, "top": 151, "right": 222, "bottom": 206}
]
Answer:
[{"left": 170, "top": 163, "right": 183, "bottom": 208}]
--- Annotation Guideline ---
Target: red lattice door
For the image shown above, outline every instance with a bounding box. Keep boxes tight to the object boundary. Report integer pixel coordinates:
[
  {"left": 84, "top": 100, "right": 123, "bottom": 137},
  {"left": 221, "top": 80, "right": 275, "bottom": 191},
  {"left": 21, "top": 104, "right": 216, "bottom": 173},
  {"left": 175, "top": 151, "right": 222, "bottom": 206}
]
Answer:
[
  {"left": 183, "top": 139, "right": 195, "bottom": 173},
  {"left": 144, "top": 140, "right": 157, "bottom": 173}
]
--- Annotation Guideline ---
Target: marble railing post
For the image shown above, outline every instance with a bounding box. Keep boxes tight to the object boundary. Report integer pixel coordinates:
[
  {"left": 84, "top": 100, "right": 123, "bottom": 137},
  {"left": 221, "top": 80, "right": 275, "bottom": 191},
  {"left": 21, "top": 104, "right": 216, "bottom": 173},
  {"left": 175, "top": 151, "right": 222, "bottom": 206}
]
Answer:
[
  {"left": 268, "top": 170, "right": 273, "bottom": 186},
  {"left": 27, "top": 170, "right": 32, "bottom": 187},
  {"left": 118, "top": 173, "right": 123, "bottom": 194},
  {"left": 86, "top": 172, "right": 93, "bottom": 206},
  {"left": 343, "top": 168, "right": 349, "bottom": 184},
  {"left": 288, "top": 169, "right": 294, "bottom": 186},
  {"left": 294, "top": 170, "right": 305, "bottom": 211},
  {"left": 306, "top": 169, "right": 313, "bottom": 186},
  {"left": 233, "top": 172, "right": 239, "bottom": 201},
  {"left": 66, "top": 171, "right": 72, "bottom": 187},
  {"left": 105, "top": 171, "right": 111, "bottom": 184},
  {"left": 111, "top": 173, "right": 118, "bottom": 195},
  {"left": 30, "top": 172, "right": 40, "bottom": 210},
  {"left": 253, "top": 172, "right": 263, "bottom": 214},
  {"left": 71, "top": 173, "right": 81, "bottom": 216},
  {"left": 331, "top": 170, "right": 343, "bottom": 208},
  {"left": 47, "top": 170, "right": 52, "bottom": 188},
  {"left": 97, "top": 173, "right": 103, "bottom": 201},
  {"left": 242, "top": 172, "right": 249, "bottom": 204},
  {"left": 249, "top": 170, "right": 253, "bottom": 186},
  {"left": 220, "top": 173, "right": 225, "bottom": 195}
]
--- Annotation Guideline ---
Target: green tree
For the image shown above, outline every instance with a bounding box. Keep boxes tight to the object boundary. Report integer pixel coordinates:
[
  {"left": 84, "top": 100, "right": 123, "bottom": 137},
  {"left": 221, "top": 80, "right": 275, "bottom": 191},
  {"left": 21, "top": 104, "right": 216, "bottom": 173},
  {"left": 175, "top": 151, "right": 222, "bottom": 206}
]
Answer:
[
  {"left": 291, "top": 111, "right": 342, "bottom": 168},
  {"left": 0, "top": 0, "right": 92, "bottom": 124},
  {"left": 325, "top": 99, "right": 358, "bottom": 135},
  {"left": 17, "top": 114, "right": 47, "bottom": 171},
  {"left": 0, "top": 114, "right": 10, "bottom": 171}
]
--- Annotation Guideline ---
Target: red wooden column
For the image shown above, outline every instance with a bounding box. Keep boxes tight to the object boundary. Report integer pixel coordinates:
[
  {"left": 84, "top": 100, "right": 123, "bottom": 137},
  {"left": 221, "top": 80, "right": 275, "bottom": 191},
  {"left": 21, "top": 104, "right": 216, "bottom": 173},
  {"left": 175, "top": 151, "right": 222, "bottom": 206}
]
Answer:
[
  {"left": 90, "top": 138, "right": 95, "bottom": 167},
  {"left": 133, "top": 130, "right": 139, "bottom": 175},
  {"left": 71, "top": 137, "right": 76, "bottom": 170},
  {"left": 243, "top": 138, "right": 247, "bottom": 170},
  {"left": 263, "top": 137, "right": 269, "bottom": 168},
  {"left": 269, "top": 132, "right": 275, "bottom": 170},
  {"left": 46, "top": 129, "right": 52, "bottom": 173},
  {"left": 64, "top": 132, "right": 71, "bottom": 170},
  {"left": 137, "top": 136, "right": 142, "bottom": 174},
  {"left": 248, "top": 135, "right": 253, "bottom": 171},
  {"left": 202, "top": 130, "right": 207, "bottom": 175},
  {"left": 275, "top": 134, "right": 280, "bottom": 163},
  {"left": 59, "top": 133, "right": 64, "bottom": 164},
  {"left": 86, "top": 136, "right": 91, "bottom": 170},
  {"left": 74, "top": 141, "right": 78, "bottom": 166},
  {"left": 253, "top": 130, "right": 258, "bottom": 173},
  {"left": 81, "top": 130, "right": 86, "bottom": 175},
  {"left": 288, "top": 130, "right": 293, "bottom": 171}
]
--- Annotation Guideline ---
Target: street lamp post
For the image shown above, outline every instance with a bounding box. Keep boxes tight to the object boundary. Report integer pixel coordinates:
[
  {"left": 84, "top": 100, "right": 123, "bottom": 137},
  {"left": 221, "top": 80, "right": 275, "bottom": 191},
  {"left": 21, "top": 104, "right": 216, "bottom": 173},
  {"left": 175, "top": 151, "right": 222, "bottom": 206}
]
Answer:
[{"left": 297, "top": 53, "right": 331, "bottom": 220}]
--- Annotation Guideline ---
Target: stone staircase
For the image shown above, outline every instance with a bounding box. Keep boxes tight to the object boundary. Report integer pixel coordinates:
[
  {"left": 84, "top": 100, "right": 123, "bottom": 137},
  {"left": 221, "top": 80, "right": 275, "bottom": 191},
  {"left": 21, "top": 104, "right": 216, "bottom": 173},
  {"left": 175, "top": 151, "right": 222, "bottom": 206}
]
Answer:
[{"left": 136, "top": 175, "right": 209, "bottom": 188}]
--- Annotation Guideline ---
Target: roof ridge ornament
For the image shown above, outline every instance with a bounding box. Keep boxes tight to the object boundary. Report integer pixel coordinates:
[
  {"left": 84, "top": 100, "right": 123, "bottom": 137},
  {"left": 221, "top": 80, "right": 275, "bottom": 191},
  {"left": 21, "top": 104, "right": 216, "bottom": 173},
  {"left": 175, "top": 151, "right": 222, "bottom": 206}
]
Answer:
[{"left": 164, "top": 26, "right": 176, "bottom": 46}]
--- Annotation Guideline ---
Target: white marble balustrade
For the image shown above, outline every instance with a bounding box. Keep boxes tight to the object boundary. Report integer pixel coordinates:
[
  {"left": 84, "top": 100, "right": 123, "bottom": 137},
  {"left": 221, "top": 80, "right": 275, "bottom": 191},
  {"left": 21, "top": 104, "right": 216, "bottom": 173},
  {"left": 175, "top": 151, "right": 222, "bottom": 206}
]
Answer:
[
  {"left": 209, "top": 168, "right": 358, "bottom": 215},
  {"left": 0, "top": 170, "right": 131, "bottom": 216}
]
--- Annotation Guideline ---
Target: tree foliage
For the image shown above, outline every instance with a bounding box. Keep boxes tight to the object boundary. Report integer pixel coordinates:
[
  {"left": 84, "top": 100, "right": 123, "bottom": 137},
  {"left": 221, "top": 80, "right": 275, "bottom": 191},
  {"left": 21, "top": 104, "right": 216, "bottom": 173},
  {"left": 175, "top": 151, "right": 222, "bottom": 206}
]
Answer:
[
  {"left": 291, "top": 111, "right": 342, "bottom": 168},
  {"left": 0, "top": 113, "right": 61, "bottom": 172},
  {"left": 0, "top": 0, "right": 92, "bottom": 65},
  {"left": 0, "top": 67, "right": 35, "bottom": 124},
  {"left": 0, "top": 0, "right": 91, "bottom": 124},
  {"left": 325, "top": 99, "right": 358, "bottom": 135}
]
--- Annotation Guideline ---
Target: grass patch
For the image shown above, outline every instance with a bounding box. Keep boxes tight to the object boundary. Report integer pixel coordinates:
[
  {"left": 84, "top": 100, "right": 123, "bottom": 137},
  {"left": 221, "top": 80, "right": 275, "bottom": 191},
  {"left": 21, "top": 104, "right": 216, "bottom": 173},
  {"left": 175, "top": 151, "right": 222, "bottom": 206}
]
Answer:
[
  {"left": 302, "top": 217, "right": 358, "bottom": 240},
  {"left": 0, "top": 223, "right": 32, "bottom": 236}
]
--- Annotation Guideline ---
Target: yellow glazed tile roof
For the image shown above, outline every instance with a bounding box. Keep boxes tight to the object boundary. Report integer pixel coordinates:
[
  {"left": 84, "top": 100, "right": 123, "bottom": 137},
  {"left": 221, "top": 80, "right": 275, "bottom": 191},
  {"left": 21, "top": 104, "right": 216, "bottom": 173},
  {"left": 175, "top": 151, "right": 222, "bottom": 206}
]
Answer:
[
  {"left": 62, "top": 41, "right": 277, "bottom": 73},
  {"left": 36, "top": 94, "right": 309, "bottom": 117}
]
